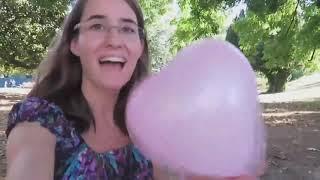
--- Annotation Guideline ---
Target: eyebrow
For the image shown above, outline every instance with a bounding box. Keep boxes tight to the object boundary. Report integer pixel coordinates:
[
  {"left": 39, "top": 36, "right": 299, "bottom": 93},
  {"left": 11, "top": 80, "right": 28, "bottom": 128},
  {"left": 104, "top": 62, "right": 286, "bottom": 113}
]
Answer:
[
  {"left": 119, "top": 18, "right": 138, "bottom": 25},
  {"left": 85, "top": 15, "right": 138, "bottom": 25},
  {"left": 85, "top": 15, "right": 106, "bottom": 22}
]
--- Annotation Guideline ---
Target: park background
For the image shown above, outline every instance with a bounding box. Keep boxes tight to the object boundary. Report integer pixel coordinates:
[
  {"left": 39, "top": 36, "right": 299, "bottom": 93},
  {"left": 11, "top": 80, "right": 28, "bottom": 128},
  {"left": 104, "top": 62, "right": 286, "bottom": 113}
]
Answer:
[{"left": 0, "top": 0, "right": 320, "bottom": 179}]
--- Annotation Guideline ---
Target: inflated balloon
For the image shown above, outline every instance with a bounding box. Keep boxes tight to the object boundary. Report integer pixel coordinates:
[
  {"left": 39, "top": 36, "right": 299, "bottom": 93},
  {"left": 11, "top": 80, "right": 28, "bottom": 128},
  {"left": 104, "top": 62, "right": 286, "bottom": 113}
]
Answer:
[{"left": 126, "top": 39, "right": 266, "bottom": 178}]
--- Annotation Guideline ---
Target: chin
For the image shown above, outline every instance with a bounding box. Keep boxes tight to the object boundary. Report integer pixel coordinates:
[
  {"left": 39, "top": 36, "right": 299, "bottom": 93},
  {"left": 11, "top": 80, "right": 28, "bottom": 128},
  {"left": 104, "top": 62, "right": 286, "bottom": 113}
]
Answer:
[{"left": 102, "top": 80, "right": 129, "bottom": 92}]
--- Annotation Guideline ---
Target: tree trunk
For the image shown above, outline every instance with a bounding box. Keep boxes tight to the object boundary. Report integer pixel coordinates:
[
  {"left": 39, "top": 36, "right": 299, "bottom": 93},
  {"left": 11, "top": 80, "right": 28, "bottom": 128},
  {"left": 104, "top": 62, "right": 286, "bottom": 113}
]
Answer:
[{"left": 265, "top": 69, "right": 290, "bottom": 93}]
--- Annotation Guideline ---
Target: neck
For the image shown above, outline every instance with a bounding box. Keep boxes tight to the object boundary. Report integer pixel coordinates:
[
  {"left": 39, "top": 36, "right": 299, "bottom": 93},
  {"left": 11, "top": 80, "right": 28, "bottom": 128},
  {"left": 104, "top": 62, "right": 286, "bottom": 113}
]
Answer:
[{"left": 81, "top": 80, "right": 119, "bottom": 132}]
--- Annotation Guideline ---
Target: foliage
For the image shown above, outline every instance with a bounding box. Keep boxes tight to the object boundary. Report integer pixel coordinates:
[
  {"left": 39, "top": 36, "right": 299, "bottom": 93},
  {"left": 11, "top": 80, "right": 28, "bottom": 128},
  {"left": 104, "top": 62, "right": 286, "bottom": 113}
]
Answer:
[
  {"left": 139, "top": 0, "right": 172, "bottom": 25},
  {"left": 170, "top": 0, "right": 230, "bottom": 54},
  {"left": 232, "top": 0, "right": 320, "bottom": 92},
  {"left": 1, "top": 0, "right": 173, "bottom": 73},
  {"left": 140, "top": 0, "right": 175, "bottom": 72},
  {"left": 0, "top": 0, "right": 68, "bottom": 72},
  {"left": 171, "top": 0, "right": 319, "bottom": 92}
]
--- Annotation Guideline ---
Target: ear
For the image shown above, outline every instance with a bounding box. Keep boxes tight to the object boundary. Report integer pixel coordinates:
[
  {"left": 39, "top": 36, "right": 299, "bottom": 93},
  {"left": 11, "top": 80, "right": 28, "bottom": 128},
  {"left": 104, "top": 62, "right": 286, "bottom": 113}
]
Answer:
[{"left": 70, "top": 37, "right": 80, "bottom": 56}]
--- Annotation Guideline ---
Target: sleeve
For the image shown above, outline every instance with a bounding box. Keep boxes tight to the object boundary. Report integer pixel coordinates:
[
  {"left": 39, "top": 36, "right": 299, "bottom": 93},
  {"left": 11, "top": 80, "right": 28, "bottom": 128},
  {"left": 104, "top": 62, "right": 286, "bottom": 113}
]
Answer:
[{"left": 6, "top": 97, "right": 74, "bottom": 145}]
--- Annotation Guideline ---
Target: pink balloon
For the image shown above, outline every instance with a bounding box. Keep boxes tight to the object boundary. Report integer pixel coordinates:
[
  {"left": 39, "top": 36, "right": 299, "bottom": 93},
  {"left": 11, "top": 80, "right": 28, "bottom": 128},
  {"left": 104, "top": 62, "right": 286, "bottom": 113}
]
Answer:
[{"left": 126, "top": 39, "right": 266, "bottom": 177}]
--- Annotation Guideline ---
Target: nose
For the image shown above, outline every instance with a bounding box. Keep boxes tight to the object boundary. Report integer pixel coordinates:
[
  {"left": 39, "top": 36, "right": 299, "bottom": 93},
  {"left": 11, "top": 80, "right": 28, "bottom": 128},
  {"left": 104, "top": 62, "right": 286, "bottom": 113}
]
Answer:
[{"left": 104, "top": 27, "right": 123, "bottom": 48}]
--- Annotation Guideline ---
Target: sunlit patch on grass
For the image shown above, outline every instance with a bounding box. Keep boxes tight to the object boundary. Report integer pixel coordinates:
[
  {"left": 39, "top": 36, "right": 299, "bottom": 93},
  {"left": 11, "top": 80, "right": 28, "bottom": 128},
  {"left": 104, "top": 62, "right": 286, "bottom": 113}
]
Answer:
[
  {"left": 263, "top": 111, "right": 320, "bottom": 117},
  {"left": 265, "top": 118, "right": 298, "bottom": 125},
  {"left": 263, "top": 110, "right": 320, "bottom": 126},
  {"left": 0, "top": 106, "right": 12, "bottom": 111}
]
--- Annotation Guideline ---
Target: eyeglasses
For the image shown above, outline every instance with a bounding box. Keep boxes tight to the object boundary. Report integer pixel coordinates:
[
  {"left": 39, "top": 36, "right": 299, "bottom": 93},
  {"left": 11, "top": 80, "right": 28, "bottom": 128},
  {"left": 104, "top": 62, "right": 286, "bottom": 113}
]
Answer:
[{"left": 74, "top": 19, "right": 145, "bottom": 42}]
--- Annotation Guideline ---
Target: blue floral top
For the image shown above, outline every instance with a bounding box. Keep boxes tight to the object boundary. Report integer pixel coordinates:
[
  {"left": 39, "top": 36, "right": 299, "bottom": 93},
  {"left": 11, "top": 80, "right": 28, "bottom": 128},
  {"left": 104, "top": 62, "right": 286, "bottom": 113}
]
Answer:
[{"left": 6, "top": 97, "right": 153, "bottom": 180}]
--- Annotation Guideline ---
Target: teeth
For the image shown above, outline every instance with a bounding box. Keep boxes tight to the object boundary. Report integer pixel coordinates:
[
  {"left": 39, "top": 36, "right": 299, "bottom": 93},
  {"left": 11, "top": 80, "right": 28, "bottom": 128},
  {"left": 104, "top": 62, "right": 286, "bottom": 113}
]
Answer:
[{"left": 100, "top": 57, "right": 126, "bottom": 63}]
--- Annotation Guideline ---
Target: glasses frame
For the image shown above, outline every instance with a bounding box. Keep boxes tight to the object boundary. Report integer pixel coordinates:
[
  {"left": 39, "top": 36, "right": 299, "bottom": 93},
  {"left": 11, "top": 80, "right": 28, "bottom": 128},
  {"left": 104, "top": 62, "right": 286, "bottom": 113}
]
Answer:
[{"left": 73, "top": 21, "right": 145, "bottom": 40}]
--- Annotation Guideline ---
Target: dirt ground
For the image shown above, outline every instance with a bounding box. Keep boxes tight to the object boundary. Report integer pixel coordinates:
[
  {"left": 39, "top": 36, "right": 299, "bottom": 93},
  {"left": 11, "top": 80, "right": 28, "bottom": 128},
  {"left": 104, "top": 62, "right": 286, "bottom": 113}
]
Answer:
[
  {"left": 261, "top": 101, "right": 320, "bottom": 180},
  {"left": 0, "top": 92, "right": 320, "bottom": 180}
]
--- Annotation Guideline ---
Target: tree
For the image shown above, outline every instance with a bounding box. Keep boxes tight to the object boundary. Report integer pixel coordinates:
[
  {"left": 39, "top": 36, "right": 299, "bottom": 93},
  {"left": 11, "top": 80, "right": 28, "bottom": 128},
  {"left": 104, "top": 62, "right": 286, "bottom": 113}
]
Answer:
[
  {"left": 225, "top": 10, "right": 244, "bottom": 48},
  {"left": 225, "top": 25, "right": 240, "bottom": 48},
  {"left": 170, "top": 0, "right": 244, "bottom": 53},
  {"left": 0, "top": 0, "right": 69, "bottom": 72},
  {"left": 171, "top": 0, "right": 319, "bottom": 93},
  {"left": 139, "top": 0, "right": 175, "bottom": 72},
  {"left": 234, "top": 0, "right": 320, "bottom": 92},
  {"left": 170, "top": 0, "right": 225, "bottom": 54},
  {"left": 1, "top": 0, "right": 174, "bottom": 73},
  {"left": 139, "top": 0, "right": 172, "bottom": 25}
]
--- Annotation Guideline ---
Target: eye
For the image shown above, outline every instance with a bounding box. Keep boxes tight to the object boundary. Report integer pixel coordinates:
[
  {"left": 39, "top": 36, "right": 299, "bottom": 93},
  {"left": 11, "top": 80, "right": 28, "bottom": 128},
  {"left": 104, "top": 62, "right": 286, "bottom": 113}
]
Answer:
[
  {"left": 120, "top": 25, "right": 137, "bottom": 34},
  {"left": 89, "top": 23, "right": 105, "bottom": 31}
]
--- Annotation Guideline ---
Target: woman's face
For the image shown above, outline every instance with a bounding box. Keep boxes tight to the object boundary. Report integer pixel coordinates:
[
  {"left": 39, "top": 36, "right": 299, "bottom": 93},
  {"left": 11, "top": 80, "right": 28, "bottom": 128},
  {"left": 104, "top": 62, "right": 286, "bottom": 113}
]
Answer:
[{"left": 71, "top": 0, "right": 143, "bottom": 91}]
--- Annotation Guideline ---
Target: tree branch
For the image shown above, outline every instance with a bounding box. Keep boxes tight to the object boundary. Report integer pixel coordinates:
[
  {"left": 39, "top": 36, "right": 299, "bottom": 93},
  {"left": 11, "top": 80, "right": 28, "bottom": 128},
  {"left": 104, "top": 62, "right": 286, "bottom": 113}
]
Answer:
[
  {"left": 285, "top": 0, "right": 300, "bottom": 36},
  {"left": 309, "top": 48, "right": 317, "bottom": 62}
]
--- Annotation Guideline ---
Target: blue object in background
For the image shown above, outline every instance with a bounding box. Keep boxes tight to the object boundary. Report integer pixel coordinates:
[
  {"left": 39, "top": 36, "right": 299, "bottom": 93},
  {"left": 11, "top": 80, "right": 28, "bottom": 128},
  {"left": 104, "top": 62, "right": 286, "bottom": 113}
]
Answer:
[{"left": 0, "top": 75, "right": 33, "bottom": 87}]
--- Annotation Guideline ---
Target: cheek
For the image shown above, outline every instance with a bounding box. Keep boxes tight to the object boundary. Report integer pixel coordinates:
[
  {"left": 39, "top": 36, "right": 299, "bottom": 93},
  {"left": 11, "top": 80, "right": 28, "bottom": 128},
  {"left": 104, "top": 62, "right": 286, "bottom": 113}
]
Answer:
[
  {"left": 78, "top": 36, "right": 101, "bottom": 57},
  {"left": 128, "top": 42, "right": 143, "bottom": 64},
  {"left": 77, "top": 39, "right": 99, "bottom": 72},
  {"left": 78, "top": 57, "right": 93, "bottom": 76}
]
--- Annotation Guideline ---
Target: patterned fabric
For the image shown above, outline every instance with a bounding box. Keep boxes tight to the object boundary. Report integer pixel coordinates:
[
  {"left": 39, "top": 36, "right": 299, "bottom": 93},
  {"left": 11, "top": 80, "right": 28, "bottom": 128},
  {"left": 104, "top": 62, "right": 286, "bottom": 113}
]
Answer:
[{"left": 6, "top": 97, "right": 153, "bottom": 180}]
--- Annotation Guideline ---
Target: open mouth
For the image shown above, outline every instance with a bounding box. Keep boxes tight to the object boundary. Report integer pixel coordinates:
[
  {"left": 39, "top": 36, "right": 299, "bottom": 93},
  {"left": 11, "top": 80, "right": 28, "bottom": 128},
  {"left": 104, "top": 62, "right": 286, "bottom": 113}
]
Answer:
[{"left": 99, "top": 57, "right": 126, "bottom": 68}]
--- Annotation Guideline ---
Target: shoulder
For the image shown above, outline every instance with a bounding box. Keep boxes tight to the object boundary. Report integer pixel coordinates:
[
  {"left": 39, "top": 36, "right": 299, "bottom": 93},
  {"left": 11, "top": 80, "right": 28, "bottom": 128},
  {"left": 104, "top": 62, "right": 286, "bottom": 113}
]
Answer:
[
  {"left": 6, "top": 96, "right": 75, "bottom": 143},
  {"left": 7, "top": 96, "right": 63, "bottom": 123}
]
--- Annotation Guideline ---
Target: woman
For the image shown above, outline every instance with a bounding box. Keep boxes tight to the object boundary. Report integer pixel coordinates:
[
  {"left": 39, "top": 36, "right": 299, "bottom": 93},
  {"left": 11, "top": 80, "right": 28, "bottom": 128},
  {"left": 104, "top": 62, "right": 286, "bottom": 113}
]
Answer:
[{"left": 6, "top": 0, "right": 154, "bottom": 179}]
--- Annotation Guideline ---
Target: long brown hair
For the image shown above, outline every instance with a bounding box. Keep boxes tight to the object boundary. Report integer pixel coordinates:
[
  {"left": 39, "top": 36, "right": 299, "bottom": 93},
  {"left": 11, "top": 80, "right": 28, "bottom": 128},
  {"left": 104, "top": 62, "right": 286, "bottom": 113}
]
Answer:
[{"left": 28, "top": 0, "right": 150, "bottom": 135}]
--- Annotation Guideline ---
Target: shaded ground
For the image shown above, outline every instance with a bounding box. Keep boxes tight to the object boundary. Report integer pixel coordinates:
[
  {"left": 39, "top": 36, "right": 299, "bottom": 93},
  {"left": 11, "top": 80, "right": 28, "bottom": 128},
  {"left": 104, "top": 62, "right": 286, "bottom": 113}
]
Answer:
[
  {"left": 0, "top": 88, "right": 320, "bottom": 179},
  {"left": 261, "top": 101, "right": 320, "bottom": 180}
]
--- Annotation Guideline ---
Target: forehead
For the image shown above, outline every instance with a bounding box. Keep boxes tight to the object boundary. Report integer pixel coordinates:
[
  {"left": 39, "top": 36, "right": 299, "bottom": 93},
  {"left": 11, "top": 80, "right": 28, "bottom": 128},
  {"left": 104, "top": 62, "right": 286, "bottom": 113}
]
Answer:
[{"left": 81, "top": 0, "right": 138, "bottom": 23}]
